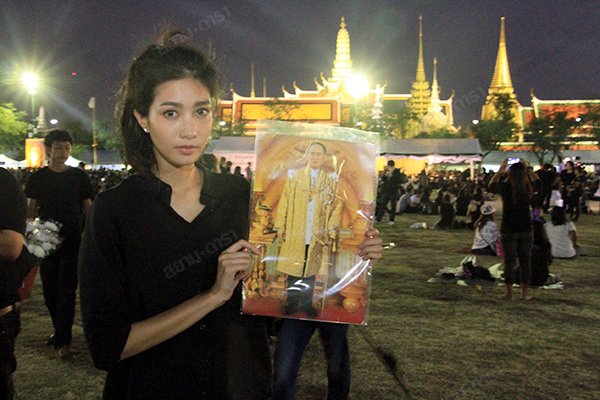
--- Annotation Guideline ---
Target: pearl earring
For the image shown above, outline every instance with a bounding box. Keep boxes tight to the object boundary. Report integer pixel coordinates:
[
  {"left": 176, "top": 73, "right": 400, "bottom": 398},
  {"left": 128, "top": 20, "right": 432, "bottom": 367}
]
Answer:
[{"left": 143, "top": 128, "right": 149, "bottom": 133}]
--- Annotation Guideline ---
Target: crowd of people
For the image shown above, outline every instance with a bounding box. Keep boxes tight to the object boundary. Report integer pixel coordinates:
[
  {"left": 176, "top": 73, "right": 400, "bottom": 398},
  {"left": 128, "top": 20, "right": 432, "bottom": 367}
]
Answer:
[
  {"left": 375, "top": 160, "right": 597, "bottom": 230},
  {"left": 375, "top": 156, "right": 591, "bottom": 298},
  {"left": 1, "top": 31, "right": 383, "bottom": 400},
  {"left": 1, "top": 28, "right": 597, "bottom": 400}
]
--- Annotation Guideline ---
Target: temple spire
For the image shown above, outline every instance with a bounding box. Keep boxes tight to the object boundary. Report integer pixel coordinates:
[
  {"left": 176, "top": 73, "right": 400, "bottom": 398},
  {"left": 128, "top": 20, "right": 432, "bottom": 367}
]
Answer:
[
  {"left": 250, "top": 62, "right": 256, "bottom": 97},
  {"left": 406, "top": 14, "right": 431, "bottom": 126},
  {"left": 415, "top": 15, "right": 426, "bottom": 82},
  {"left": 481, "top": 17, "right": 521, "bottom": 123},
  {"left": 489, "top": 17, "right": 514, "bottom": 94},
  {"left": 429, "top": 57, "right": 441, "bottom": 112},
  {"left": 330, "top": 16, "right": 353, "bottom": 83}
]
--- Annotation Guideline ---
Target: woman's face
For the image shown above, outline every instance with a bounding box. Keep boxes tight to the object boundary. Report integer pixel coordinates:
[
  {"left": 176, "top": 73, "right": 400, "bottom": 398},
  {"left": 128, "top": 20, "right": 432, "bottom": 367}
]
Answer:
[{"left": 135, "top": 78, "right": 213, "bottom": 172}]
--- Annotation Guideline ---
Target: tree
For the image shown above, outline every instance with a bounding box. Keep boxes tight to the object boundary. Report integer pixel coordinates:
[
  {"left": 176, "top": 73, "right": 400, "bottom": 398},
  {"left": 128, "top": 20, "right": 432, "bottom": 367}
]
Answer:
[
  {"left": 525, "top": 111, "right": 576, "bottom": 164},
  {"left": 581, "top": 105, "right": 600, "bottom": 145},
  {"left": 95, "top": 120, "right": 124, "bottom": 156},
  {"left": 415, "top": 127, "right": 463, "bottom": 139},
  {"left": 60, "top": 120, "right": 92, "bottom": 158},
  {"left": 263, "top": 99, "right": 301, "bottom": 121},
  {"left": 472, "top": 94, "right": 518, "bottom": 158},
  {"left": 355, "top": 105, "right": 413, "bottom": 139},
  {"left": 0, "top": 103, "right": 29, "bottom": 159}
]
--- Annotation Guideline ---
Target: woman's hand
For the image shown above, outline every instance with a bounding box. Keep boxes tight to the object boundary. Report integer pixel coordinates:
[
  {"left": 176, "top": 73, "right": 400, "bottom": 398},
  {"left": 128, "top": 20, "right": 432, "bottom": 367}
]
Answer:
[
  {"left": 358, "top": 228, "right": 383, "bottom": 264},
  {"left": 210, "top": 240, "right": 259, "bottom": 305}
]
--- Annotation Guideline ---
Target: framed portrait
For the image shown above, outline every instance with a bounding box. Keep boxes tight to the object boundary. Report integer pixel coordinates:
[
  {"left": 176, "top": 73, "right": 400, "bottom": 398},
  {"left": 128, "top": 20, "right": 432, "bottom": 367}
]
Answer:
[{"left": 242, "top": 120, "right": 379, "bottom": 325}]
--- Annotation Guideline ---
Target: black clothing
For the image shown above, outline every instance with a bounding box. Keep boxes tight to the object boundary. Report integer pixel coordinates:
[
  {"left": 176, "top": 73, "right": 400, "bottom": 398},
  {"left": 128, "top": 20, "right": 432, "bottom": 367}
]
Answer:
[
  {"left": 0, "top": 310, "right": 20, "bottom": 400},
  {"left": 0, "top": 168, "right": 26, "bottom": 400},
  {"left": 79, "top": 170, "right": 271, "bottom": 400},
  {"left": 25, "top": 166, "right": 92, "bottom": 349},
  {"left": 25, "top": 166, "right": 93, "bottom": 251},
  {"left": 516, "top": 242, "right": 552, "bottom": 287},
  {"left": 0, "top": 169, "right": 26, "bottom": 309},
  {"left": 40, "top": 252, "right": 78, "bottom": 347},
  {"left": 379, "top": 169, "right": 403, "bottom": 195},
  {"left": 489, "top": 181, "right": 539, "bottom": 234},
  {"left": 559, "top": 170, "right": 575, "bottom": 188},
  {"left": 376, "top": 169, "right": 402, "bottom": 222},
  {"left": 455, "top": 190, "right": 470, "bottom": 216},
  {"left": 436, "top": 202, "right": 455, "bottom": 229},
  {"left": 536, "top": 168, "right": 556, "bottom": 211}
]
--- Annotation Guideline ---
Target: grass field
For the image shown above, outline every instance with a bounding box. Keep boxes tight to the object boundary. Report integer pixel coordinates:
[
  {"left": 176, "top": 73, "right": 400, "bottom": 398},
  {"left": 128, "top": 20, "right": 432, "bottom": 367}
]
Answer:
[{"left": 12, "top": 202, "right": 600, "bottom": 400}]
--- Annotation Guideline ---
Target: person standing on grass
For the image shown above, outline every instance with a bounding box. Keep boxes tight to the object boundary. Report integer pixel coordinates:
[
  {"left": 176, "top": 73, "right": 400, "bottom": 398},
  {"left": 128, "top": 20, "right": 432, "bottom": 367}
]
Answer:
[
  {"left": 272, "top": 228, "right": 381, "bottom": 400},
  {"left": 375, "top": 160, "right": 402, "bottom": 225},
  {"left": 489, "top": 159, "right": 540, "bottom": 300},
  {"left": 245, "top": 162, "right": 253, "bottom": 181},
  {"left": 25, "top": 130, "right": 93, "bottom": 360},
  {"left": 78, "top": 31, "right": 273, "bottom": 399}
]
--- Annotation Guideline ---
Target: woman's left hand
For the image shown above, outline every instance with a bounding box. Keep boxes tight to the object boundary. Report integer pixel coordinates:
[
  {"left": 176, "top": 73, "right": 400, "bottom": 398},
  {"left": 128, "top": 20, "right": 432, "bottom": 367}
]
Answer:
[{"left": 358, "top": 228, "right": 382, "bottom": 263}]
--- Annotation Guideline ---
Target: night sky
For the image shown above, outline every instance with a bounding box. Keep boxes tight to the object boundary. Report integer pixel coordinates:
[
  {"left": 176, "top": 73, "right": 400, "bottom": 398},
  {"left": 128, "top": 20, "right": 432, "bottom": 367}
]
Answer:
[{"left": 1, "top": 0, "right": 599, "bottom": 129}]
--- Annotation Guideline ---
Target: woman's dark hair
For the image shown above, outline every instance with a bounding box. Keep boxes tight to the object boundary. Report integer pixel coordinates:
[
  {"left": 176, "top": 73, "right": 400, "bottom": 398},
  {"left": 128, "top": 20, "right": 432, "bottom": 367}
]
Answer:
[
  {"left": 198, "top": 153, "right": 218, "bottom": 172},
  {"left": 116, "top": 30, "right": 222, "bottom": 175},
  {"left": 551, "top": 206, "right": 567, "bottom": 226},
  {"left": 532, "top": 219, "right": 551, "bottom": 250},
  {"left": 507, "top": 162, "right": 533, "bottom": 204},
  {"left": 474, "top": 212, "right": 494, "bottom": 231}
]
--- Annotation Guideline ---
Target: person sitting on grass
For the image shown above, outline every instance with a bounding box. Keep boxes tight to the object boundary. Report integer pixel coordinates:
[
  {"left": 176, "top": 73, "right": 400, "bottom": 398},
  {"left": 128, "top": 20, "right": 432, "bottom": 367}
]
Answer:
[
  {"left": 435, "top": 193, "right": 455, "bottom": 229},
  {"left": 544, "top": 206, "right": 581, "bottom": 259},
  {"left": 471, "top": 203, "right": 498, "bottom": 256},
  {"left": 516, "top": 219, "right": 553, "bottom": 286},
  {"left": 466, "top": 189, "right": 484, "bottom": 229}
]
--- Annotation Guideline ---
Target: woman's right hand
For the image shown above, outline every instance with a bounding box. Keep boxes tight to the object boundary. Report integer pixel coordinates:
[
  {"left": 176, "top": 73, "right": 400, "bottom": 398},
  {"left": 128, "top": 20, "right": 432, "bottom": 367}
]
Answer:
[{"left": 210, "top": 240, "right": 259, "bottom": 305}]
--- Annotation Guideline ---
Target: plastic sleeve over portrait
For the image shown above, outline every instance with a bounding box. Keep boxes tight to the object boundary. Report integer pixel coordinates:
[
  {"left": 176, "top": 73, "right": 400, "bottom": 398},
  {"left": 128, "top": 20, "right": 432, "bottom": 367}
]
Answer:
[{"left": 241, "top": 120, "right": 380, "bottom": 325}]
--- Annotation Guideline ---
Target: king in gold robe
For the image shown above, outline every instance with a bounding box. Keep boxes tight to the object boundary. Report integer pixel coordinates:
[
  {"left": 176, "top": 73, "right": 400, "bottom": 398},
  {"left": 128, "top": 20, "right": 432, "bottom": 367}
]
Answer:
[{"left": 274, "top": 165, "right": 342, "bottom": 278}]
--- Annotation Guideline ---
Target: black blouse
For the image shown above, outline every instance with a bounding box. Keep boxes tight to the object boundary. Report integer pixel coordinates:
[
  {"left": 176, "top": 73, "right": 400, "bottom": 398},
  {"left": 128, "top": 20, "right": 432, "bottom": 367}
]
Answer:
[{"left": 79, "top": 169, "right": 271, "bottom": 400}]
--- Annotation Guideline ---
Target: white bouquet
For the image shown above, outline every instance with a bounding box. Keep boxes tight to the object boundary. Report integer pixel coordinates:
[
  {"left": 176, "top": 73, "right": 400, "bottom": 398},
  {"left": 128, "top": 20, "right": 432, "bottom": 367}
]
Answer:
[{"left": 25, "top": 218, "right": 63, "bottom": 258}]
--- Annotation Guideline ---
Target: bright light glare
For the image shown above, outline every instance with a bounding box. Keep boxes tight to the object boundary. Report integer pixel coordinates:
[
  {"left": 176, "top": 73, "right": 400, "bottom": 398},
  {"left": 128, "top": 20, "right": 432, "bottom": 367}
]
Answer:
[
  {"left": 21, "top": 72, "right": 39, "bottom": 94},
  {"left": 346, "top": 75, "right": 369, "bottom": 99},
  {"left": 472, "top": 119, "right": 480, "bottom": 125},
  {"left": 219, "top": 120, "right": 227, "bottom": 127},
  {"left": 50, "top": 119, "right": 58, "bottom": 125},
  {"left": 575, "top": 117, "right": 582, "bottom": 122}
]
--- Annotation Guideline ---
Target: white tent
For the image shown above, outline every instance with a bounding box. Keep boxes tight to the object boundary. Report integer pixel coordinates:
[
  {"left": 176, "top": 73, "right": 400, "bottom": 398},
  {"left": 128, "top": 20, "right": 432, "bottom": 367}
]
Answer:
[
  {"left": 0, "top": 154, "right": 22, "bottom": 168},
  {"left": 65, "top": 155, "right": 84, "bottom": 167}
]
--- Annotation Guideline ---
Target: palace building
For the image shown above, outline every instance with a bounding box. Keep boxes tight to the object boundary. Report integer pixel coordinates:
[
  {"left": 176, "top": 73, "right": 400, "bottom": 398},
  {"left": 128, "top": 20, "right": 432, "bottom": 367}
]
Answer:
[
  {"left": 216, "top": 16, "right": 456, "bottom": 136},
  {"left": 482, "top": 17, "right": 600, "bottom": 135}
]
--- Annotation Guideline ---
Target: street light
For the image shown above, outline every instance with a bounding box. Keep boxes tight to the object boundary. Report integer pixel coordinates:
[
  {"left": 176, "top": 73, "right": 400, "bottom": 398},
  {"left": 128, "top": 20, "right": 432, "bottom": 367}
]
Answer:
[
  {"left": 346, "top": 74, "right": 369, "bottom": 99},
  {"left": 89, "top": 97, "right": 97, "bottom": 167},
  {"left": 21, "top": 72, "right": 39, "bottom": 136},
  {"left": 346, "top": 74, "right": 369, "bottom": 128}
]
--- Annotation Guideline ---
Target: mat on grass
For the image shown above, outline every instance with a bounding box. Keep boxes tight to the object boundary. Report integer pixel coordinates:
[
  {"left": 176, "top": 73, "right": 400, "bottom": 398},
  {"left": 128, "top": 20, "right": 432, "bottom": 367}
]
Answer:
[{"left": 427, "top": 258, "right": 564, "bottom": 290}]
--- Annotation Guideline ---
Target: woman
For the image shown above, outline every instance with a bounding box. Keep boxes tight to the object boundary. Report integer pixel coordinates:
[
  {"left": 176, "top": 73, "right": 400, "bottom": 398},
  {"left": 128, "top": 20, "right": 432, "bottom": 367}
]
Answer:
[
  {"left": 78, "top": 31, "right": 271, "bottom": 400},
  {"left": 78, "top": 31, "right": 381, "bottom": 399},
  {"left": 435, "top": 193, "right": 455, "bottom": 229},
  {"left": 467, "top": 189, "right": 484, "bottom": 229},
  {"left": 471, "top": 203, "right": 498, "bottom": 256},
  {"left": 544, "top": 206, "right": 579, "bottom": 258},
  {"left": 489, "top": 159, "right": 540, "bottom": 300},
  {"left": 516, "top": 219, "right": 552, "bottom": 286}
]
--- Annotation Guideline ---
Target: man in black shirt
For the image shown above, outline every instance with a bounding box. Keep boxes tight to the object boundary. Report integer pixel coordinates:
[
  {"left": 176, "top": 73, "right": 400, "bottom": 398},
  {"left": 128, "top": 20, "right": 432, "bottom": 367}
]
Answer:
[
  {"left": 375, "top": 160, "right": 403, "bottom": 225},
  {"left": 0, "top": 168, "right": 27, "bottom": 400},
  {"left": 25, "top": 130, "right": 93, "bottom": 360}
]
